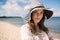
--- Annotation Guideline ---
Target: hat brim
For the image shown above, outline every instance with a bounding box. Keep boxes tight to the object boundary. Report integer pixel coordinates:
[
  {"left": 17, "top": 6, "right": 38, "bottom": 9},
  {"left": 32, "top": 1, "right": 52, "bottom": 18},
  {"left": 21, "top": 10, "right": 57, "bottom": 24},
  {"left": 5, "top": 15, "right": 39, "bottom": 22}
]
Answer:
[
  {"left": 44, "top": 9, "right": 53, "bottom": 19},
  {"left": 30, "top": 7, "right": 53, "bottom": 19},
  {"left": 24, "top": 8, "right": 53, "bottom": 22}
]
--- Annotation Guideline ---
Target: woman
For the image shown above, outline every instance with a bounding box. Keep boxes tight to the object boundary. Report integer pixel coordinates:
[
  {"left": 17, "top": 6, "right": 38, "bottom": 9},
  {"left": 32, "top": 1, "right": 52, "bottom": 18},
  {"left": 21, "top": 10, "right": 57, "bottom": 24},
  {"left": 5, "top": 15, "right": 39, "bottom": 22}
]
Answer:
[{"left": 20, "top": 1, "right": 53, "bottom": 40}]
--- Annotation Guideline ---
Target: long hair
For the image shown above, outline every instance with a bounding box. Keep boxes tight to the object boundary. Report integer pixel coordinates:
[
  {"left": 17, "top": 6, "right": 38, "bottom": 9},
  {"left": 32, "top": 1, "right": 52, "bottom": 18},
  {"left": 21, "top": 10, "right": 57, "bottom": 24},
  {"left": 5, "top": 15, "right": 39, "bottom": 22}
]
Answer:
[{"left": 28, "top": 10, "right": 49, "bottom": 35}]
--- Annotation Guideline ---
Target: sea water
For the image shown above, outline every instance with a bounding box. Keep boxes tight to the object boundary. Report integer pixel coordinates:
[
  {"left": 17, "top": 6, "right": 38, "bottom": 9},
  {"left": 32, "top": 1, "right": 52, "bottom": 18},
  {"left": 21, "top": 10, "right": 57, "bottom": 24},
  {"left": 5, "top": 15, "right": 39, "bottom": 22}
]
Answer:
[
  {"left": 45, "top": 17, "right": 60, "bottom": 32},
  {"left": 0, "top": 17, "right": 60, "bottom": 32}
]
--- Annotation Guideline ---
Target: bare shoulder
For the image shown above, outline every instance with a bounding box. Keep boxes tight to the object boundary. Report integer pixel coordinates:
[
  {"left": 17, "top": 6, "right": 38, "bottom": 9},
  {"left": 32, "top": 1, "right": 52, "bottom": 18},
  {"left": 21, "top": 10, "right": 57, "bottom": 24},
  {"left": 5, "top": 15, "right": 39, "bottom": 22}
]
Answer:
[
  {"left": 20, "top": 23, "right": 30, "bottom": 32},
  {"left": 21, "top": 23, "right": 29, "bottom": 29}
]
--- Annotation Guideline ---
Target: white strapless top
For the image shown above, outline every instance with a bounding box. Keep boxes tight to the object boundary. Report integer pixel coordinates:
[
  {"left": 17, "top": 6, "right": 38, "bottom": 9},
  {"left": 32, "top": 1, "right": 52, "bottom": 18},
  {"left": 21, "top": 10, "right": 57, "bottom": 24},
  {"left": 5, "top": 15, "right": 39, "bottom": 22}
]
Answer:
[{"left": 20, "top": 23, "right": 49, "bottom": 40}]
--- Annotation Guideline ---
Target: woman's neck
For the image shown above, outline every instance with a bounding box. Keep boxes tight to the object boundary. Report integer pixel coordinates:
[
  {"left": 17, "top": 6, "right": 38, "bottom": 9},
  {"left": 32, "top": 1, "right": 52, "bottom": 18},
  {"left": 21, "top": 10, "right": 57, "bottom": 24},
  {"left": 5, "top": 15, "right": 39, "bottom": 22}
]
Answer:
[
  {"left": 34, "top": 22, "right": 41, "bottom": 33},
  {"left": 34, "top": 22, "right": 38, "bottom": 27}
]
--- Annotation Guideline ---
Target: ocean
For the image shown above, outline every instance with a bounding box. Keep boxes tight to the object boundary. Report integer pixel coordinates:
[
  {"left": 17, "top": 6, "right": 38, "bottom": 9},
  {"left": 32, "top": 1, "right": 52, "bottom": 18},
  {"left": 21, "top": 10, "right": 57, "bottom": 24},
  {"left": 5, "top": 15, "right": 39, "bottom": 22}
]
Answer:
[
  {"left": 45, "top": 17, "right": 60, "bottom": 32},
  {"left": 0, "top": 17, "right": 60, "bottom": 32}
]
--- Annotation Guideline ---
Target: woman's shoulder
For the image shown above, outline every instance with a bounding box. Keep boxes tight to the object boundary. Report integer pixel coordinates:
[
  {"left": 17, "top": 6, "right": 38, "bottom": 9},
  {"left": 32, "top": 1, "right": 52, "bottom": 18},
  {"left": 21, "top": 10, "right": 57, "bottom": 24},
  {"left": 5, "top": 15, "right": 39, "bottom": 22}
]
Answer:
[
  {"left": 21, "top": 23, "right": 29, "bottom": 28},
  {"left": 20, "top": 23, "right": 30, "bottom": 31},
  {"left": 20, "top": 23, "right": 33, "bottom": 36}
]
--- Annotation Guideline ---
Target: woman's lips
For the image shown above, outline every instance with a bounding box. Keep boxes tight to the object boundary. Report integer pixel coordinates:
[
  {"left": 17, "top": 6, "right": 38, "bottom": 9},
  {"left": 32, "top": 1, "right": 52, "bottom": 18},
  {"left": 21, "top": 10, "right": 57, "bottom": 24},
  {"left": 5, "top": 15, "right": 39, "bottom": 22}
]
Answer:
[{"left": 35, "top": 18, "right": 40, "bottom": 20}]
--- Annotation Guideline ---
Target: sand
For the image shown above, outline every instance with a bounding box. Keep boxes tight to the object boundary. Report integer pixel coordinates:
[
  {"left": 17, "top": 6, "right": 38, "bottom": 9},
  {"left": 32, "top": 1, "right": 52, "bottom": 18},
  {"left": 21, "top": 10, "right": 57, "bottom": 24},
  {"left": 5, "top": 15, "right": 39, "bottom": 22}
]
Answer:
[
  {"left": 0, "top": 21, "right": 21, "bottom": 40},
  {"left": 49, "top": 31, "right": 60, "bottom": 40},
  {"left": 0, "top": 21, "right": 60, "bottom": 40}
]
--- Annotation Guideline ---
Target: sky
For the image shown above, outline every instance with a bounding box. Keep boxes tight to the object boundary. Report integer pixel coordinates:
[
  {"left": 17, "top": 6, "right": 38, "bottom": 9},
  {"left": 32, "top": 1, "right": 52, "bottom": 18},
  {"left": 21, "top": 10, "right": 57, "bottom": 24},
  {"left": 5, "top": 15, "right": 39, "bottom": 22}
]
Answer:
[{"left": 0, "top": 0, "right": 60, "bottom": 17}]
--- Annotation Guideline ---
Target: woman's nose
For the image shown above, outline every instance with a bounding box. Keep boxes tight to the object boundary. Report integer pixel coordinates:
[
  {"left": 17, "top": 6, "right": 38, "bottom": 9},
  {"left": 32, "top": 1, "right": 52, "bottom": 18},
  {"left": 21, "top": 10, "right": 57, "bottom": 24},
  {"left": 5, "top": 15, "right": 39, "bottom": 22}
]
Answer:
[{"left": 37, "top": 13, "right": 40, "bottom": 16}]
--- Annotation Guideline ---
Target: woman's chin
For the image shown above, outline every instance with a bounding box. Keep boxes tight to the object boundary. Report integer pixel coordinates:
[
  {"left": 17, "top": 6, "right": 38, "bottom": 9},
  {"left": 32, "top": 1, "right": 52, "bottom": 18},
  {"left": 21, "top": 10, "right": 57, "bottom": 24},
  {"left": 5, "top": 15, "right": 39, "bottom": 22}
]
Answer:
[{"left": 35, "top": 20, "right": 40, "bottom": 23}]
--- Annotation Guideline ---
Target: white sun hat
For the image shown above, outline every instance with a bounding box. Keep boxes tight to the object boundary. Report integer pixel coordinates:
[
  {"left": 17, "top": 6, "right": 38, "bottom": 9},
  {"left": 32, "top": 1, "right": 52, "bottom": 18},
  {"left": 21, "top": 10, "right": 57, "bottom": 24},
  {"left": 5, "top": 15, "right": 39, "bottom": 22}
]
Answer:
[{"left": 24, "top": 1, "right": 53, "bottom": 22}]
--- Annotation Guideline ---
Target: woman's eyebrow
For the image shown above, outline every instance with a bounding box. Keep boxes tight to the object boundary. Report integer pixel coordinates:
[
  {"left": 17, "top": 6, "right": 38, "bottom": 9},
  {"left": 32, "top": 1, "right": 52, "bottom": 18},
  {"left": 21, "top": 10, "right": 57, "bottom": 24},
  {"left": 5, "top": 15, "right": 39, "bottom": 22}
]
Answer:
[{"left": 40, "top": 11, "right": 43, "bottom": 13}]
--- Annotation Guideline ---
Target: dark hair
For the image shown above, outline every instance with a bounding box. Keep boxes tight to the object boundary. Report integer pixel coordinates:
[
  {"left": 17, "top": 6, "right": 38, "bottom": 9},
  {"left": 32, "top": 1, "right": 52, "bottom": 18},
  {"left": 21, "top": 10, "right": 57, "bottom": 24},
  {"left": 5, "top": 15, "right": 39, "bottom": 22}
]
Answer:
[{"left": 28, "top": 10, "right": 49, "bottom": 35}]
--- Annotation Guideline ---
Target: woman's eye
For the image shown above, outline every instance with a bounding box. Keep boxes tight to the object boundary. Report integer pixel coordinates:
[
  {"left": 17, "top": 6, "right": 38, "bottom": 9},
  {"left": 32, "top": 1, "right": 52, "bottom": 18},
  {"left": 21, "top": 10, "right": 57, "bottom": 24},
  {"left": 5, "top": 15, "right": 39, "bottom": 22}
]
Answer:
[
  {"left": 40, "top": 12, "right": 43, "bottom": 14},
  {"left": 40, "top": 12, "right": 43, "bottom": 13}
]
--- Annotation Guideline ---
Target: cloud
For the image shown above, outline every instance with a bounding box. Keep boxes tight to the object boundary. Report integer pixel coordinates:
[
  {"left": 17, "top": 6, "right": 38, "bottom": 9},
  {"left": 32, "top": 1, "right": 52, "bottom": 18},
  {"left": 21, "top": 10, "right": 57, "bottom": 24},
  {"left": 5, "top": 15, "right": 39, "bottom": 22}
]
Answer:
[
  {"left": 18, "top": 0, "right": 30, "bottom": 3},
  {"left": 1, "top": 0, "right": 36, "bottom": 17},
  {"left": 1, "top": 0, "right": 25, "bottom": 17},
  {"left": 0, "top": 0, "right": 36, "bottom": 17},
  {"left": 0, "top": 0, "right": 60, "bottom": 17},
  {"left": 47, "top": 8, "right": 60, "bottom": 17},
  {"left": 54, "top": 10, "right": 60, "bottom": 17},
  {"left": 49, "top": 8, "right": 55, "bottom": 11}
]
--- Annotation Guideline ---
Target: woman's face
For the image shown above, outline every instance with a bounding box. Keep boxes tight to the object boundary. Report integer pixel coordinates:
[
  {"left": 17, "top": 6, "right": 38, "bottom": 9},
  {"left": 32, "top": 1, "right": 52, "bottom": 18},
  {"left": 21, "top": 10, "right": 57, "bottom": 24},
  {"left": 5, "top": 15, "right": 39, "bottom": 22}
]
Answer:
[{"left": 32, "top": 9, "right": 44, "bottom": 24}]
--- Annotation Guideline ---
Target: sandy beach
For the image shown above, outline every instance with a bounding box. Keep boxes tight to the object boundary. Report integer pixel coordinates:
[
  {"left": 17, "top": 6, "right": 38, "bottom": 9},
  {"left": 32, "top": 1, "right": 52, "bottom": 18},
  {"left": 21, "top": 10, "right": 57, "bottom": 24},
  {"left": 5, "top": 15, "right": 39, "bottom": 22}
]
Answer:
[
  {"left": 49, "top": 31, "right": 60, "bottom": 40},
  {"left": 0, "top": 21, "right": 21, "bottom": 40},
  {"left": 0, "top": 21, "right": 60, "bottom": 40}
]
